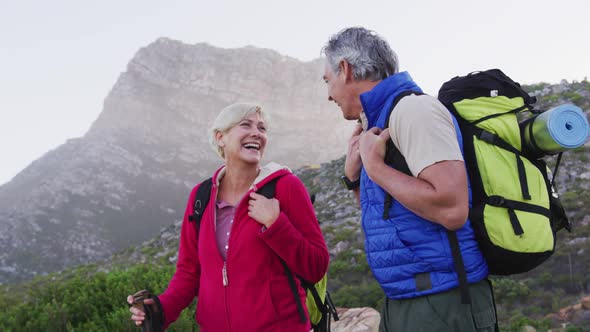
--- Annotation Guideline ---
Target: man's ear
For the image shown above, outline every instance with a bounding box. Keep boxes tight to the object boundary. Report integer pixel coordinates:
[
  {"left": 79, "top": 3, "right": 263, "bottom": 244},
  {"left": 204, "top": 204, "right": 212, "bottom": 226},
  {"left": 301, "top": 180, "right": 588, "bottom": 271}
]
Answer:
[{"left": 339, "top": 60, "right": 354, "bottom": 83}]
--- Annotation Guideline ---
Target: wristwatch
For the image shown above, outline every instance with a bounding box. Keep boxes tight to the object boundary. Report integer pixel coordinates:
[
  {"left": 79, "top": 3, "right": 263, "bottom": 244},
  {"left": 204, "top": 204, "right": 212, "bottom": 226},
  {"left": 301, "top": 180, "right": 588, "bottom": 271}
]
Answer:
[{"left": 340, "top": 175, "right": 360, "bottom": 190}]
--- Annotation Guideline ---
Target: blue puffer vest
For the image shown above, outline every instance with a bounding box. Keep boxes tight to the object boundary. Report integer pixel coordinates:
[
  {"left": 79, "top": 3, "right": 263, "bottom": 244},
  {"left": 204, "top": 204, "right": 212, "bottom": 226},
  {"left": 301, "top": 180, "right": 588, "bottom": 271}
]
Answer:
[{"left": 359, "top": 72, "right": 488, "bottom": 300}]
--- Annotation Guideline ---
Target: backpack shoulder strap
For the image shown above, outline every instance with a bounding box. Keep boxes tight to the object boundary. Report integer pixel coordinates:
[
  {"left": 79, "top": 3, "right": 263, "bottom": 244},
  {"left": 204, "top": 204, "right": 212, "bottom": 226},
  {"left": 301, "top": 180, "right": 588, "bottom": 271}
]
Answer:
[
  {"left": 281, "top": 260, "right": 307, "bottom": 323},
  {"left": 188, "top": 176, "right": 278, "bottom": 229},
  {"left": 383, "top": 90, "right": 415, "bottom": 175},
  {"left": 384, "top": 90, "right": 424, "bottom": 132},
  {"left": 264, "top": 175, "right": 319, "bottom": 324},
  {"left": 383, "top": 91, "right": 473, "bottom": 305},
  {"left": 300, "top": 279, "right": 327, "bottom": 315},
  {"left": 446, "top": 230, "right": 471, "bottom": 304},
  {"left": 259, "top": 177, "right": 308, "bottom": 322},
  {"left": 381, "top": 90, "right": 422, "bottom": 219},
  {"left": 257, "top": 177, "right": 278, "bottom": 199},
  {"left": 188, "top": 178, "right": 213, "bottom": 234}
]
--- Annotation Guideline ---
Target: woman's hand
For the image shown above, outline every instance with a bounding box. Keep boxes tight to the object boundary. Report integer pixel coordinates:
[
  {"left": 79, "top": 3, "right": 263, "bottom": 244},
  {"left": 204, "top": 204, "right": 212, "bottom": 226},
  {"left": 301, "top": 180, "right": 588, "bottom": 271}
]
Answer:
[
  {"left": 127, "top": 295, "right": 155, "bottom": 326},
  {"left": 248, "top": 192, "right": 280, "bottom": 228}
]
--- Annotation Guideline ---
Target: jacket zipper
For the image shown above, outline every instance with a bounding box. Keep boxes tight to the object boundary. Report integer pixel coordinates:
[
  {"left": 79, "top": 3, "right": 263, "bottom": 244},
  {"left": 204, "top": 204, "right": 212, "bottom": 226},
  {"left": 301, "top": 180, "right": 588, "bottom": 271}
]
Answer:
[
  {"left": 221, "top": 186, "right": 254, "bottom": 287},
  {"left": 212, "top": 184, "right": 227, "bottom": 287},
  {"left": 224, "top": 227, "right": 233, "bottom": 331},
  {"left": 221, "top": 185, "right": 251, "bottom": 332},
  {"left": 224, "top": 262, "right": 231, "bottom": 331},
  {"left": 222, "top": 261, "right": 228, "bottom": 286},
  {"left": 225, "top": 285, "right": 231, "bottom": 331},
  {"left": 217, "top": 179, "right": 258, "bottom": 331}
]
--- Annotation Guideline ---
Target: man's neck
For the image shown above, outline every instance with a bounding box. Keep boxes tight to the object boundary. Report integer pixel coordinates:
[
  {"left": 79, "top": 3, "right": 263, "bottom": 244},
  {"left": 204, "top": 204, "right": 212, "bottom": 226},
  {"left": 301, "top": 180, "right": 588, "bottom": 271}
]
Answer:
[
  {"left": 352, "top": 79, "right": 382, "bottom": 120},
  {"left": 355, "top": 79, "right": 381, "bottom": 96}
]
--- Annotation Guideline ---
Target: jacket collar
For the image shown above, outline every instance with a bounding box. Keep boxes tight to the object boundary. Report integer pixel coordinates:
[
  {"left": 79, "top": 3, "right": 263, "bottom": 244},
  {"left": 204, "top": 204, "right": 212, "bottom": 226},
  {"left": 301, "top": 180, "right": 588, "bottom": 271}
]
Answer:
[
  {"left": 359, "top": 72, "right": 421, "bottom": 127},
  {"left": 212, "top": 162, "right": 291, "bottom": 191}
]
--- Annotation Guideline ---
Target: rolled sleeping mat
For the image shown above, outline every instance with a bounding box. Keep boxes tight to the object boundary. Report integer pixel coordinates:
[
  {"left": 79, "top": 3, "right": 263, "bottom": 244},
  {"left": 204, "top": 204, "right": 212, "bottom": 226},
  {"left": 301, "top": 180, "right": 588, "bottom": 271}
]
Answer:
[{"left": 523, "top": 104, "right": 589, "bottom": 155}]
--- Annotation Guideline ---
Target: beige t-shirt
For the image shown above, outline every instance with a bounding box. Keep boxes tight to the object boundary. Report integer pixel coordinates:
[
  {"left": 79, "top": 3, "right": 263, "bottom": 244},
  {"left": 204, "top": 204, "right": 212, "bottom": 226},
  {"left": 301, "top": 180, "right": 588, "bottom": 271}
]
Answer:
[{"left": 388, "top": 94, "right": 463, "bottom": 177}]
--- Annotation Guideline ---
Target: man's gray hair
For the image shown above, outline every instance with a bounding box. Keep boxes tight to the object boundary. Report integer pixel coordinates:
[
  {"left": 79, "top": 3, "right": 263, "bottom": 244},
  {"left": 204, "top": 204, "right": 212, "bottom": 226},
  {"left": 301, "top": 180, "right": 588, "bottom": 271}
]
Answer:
[{"left": 322, "top": 27, "right": 399, "bottom": 81}]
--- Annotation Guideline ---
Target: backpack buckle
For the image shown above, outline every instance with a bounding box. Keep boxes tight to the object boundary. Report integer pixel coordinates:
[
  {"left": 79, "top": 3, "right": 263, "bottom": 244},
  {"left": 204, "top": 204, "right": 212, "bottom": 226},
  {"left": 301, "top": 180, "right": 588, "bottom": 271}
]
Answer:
[
  {"left": 188, "top": 200, "right": 203, "bottom": 222},
  {"left": 487, "top": 195, "right": 505, "bottom": 207}
]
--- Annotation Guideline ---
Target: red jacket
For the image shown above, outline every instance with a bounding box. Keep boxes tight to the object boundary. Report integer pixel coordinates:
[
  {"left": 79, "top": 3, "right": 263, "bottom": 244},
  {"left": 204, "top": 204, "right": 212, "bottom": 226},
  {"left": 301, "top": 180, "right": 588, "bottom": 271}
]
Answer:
[{"left": 158, "top": 164, "right": 330, "bottom": 332}]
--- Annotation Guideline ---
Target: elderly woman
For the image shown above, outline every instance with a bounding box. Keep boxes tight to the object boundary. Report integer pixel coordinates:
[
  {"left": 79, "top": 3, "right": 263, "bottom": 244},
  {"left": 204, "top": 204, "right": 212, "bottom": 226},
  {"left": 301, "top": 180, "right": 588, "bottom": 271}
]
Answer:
[{"left": 128, "top": 103, "right": 329, "bottom": 332}]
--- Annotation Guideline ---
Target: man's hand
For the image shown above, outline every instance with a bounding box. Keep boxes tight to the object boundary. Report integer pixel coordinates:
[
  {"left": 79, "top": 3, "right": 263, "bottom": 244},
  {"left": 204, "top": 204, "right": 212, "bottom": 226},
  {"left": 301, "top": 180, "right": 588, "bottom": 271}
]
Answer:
[
  {"left": 359, "top": 127, "right": 390, "bottom": 178},
  {"left": 344, "top": 124, "right": 363, "bottom": 181}
]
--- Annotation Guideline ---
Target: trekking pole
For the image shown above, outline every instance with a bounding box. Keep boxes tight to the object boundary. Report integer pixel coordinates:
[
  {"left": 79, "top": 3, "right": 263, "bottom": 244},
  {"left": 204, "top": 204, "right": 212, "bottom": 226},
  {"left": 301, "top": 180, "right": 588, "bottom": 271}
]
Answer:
[
  {"left": 128, "top": 289, "right": 163, "bottom": 332},
  {"left": 325, "top": 291, "right": 339, "bottom": 321}
]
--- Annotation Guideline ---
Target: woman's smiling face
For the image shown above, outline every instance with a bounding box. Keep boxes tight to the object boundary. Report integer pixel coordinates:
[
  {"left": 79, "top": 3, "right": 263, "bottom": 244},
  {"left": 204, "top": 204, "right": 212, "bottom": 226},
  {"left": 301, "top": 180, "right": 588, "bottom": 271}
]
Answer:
[{"left": 217, "top": 112, "right": 267, "bottom": 165}]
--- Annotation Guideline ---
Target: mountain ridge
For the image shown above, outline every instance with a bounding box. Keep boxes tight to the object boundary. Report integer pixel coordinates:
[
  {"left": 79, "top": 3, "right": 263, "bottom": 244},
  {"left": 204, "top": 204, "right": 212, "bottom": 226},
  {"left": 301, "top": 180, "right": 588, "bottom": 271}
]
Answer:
[{"left": 0, "top": 39, "right": 354, "bottom": 284}]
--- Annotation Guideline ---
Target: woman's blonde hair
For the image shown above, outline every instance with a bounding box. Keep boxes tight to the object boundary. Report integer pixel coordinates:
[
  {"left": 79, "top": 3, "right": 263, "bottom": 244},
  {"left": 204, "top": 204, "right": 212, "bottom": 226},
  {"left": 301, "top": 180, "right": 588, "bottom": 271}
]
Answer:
[{"left": 208, "top": 102, "right": 269, "bottom": 159}]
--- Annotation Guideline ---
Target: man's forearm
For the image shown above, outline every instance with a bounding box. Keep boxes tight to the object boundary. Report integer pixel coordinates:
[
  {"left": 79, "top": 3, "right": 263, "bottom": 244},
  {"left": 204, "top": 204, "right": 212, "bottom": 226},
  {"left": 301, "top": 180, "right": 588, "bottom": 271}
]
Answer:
[{"left": 365, "top": 161, "right": 468, "bottom": 230}]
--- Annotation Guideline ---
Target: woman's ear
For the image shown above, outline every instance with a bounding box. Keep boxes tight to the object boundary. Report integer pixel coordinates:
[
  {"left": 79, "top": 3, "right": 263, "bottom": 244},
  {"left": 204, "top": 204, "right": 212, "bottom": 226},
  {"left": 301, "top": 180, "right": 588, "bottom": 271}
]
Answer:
[{"left": 215, "top": 131, "right": 225, "bottom": 147}]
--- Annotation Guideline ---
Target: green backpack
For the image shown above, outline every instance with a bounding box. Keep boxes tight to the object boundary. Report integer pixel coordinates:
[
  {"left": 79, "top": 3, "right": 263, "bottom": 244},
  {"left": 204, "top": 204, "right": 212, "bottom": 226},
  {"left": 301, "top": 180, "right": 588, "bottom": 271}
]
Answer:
[
  {"left": 383, "top": 69, "right": 572, "bottom": 304},
  {"left": 437, "top": 69, "right": 571, "bottom": 275},
  {"left": 188, "top": 177, "right": 339, "bottom": 331}
]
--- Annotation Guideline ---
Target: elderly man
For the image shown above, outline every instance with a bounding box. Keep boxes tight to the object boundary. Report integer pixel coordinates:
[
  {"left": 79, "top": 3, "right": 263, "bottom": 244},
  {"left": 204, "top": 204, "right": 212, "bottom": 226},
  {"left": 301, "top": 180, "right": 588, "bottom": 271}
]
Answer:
[{"left": 322, "top": 27, "right": 497, "bottom": 332}]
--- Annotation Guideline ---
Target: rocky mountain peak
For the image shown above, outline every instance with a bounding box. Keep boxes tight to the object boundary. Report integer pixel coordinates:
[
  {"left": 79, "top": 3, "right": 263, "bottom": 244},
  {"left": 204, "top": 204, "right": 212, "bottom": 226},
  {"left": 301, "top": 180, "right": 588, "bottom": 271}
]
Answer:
[{"left": 0, "top": 39, "right": 354, "bottom": 284}]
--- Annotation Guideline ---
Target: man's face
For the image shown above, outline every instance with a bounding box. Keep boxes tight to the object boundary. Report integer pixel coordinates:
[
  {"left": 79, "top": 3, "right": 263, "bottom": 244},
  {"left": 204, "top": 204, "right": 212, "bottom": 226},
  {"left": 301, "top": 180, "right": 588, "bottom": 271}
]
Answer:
[{"left": 323, "top": 61, "right": 359, "bottom": 121}]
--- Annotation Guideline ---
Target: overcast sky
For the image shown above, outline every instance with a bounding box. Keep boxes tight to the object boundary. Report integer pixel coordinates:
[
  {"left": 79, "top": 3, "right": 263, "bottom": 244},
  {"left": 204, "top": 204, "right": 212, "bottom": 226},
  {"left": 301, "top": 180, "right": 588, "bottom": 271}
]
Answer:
[{"left": 1, "top": 0, "right": 588, "bottom": 185}]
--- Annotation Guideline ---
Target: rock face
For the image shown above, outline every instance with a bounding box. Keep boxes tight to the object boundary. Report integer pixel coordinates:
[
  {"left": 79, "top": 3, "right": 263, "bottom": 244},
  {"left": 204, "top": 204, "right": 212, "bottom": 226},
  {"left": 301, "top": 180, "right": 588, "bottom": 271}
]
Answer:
[
  {"left": 545, "top": 296, "right": 590, "bottom": 329},
  {"left": 0, "top": 38, "right": 354, "bottom": 283},
  {"left": 332, "top": 307, "right": 381, "bottom": 332}
]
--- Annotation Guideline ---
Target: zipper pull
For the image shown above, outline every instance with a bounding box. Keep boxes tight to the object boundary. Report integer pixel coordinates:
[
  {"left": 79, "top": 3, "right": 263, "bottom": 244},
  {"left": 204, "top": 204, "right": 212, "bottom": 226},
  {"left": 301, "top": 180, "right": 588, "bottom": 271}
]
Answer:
[{"left": 222, "top": 262, "right": 228, "bottom": 286}]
